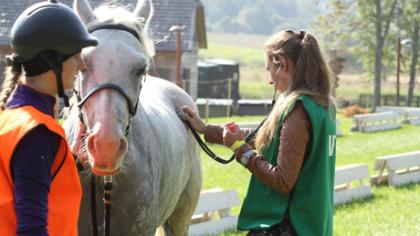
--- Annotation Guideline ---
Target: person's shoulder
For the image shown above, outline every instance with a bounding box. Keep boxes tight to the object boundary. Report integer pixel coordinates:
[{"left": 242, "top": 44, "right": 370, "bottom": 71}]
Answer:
[
  {"left": 287, "top": 101, "right": 309, "bottom": 121},
  {"left": 21, "top": 125, "right": 62, "bottom": 146}
]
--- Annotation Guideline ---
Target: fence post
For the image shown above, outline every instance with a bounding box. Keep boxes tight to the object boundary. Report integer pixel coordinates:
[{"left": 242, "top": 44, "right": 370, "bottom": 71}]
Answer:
[
  {"left": 182, "top": 79, "right": 186, "bottom": 91},
  {"left": 359, "top": 94, "right": 364, "bottom": 107},
  {"left": 227, "top": 79, "right": 232, "bottom": 117},
  {"left": 205, "top": 98, "right": 209, "bottom": 123}
]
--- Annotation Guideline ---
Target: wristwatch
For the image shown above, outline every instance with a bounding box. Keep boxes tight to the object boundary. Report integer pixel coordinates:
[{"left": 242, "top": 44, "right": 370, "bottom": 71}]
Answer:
[{"left": 240, "top": 149, "right": 255, "bottom": 167}]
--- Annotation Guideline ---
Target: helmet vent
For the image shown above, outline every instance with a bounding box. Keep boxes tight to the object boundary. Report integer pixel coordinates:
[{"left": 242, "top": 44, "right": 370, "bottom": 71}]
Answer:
[{"left": 27, "top": 5, "right": 60, "bottom": 16}]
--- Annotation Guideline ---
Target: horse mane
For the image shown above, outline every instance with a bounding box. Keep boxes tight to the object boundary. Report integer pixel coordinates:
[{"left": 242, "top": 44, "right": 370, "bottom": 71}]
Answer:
[{"left": 90, "top": 4, "right": 156, "bottom": 64}]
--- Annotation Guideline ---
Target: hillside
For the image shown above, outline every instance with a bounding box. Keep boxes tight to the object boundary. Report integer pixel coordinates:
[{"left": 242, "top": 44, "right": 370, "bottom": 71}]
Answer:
[{"left": 201, "top": 0, "right": 327, "bottom": 35}]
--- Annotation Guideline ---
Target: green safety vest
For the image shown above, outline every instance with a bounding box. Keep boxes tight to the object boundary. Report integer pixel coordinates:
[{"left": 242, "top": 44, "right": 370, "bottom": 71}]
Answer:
[{"left": 238, "top": 95, "right": 336, "bottom": 236}]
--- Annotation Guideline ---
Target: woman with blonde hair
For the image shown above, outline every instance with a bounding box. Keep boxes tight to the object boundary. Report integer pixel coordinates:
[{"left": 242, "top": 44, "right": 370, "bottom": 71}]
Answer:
[
  {"left": 179, "top": 30, "right": 336, "bottom": 236},
  {"left": 0, "top": 1, "right": 97, "bottom": 235}
]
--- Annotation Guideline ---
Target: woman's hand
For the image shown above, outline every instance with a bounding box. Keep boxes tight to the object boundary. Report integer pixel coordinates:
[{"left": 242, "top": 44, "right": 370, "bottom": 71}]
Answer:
[
  {"left": 177, "top": 105, "right": 206, "bottom": 134},
  {"left": 222, "top": 122, "right": 244, "bottom": 148}
]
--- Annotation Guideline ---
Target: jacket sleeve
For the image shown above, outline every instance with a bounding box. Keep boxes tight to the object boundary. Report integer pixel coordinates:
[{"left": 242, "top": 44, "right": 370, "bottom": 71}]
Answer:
[
  {"left": 241, "top": 102, "right": 311, "bottom": 194},
  {"left": 203, "top": 125, "right": 254, "bottom": 145},
  {"left": 11, "top": 125, "right": 61, "bottom": 236}
]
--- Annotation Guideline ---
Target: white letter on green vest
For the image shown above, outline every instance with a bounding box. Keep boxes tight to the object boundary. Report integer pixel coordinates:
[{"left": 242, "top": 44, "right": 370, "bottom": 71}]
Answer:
[{"left": 329, "top": 135, "right": 336, "bottom": 158}]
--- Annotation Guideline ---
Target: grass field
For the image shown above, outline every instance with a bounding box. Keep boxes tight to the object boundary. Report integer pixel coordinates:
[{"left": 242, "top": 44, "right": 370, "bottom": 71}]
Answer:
[
  {"left": 199, "top": 43, "right": 264, "bottom": 68},
  {"left": 201, "top": 114, "right": 420, "bottom": 235},
  {"left": 199, "top": 39, "right": 420, "bottom": 102}
]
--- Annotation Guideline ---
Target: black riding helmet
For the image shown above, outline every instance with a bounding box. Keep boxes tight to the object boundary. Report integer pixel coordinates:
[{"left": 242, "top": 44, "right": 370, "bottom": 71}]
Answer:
[{"left": 7, "top": 0, "right": 98, "bottom": 106}]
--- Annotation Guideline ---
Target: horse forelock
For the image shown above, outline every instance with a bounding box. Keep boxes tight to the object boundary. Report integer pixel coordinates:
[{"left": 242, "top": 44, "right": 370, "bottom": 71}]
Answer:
[{"left": 90, "top": 4, "right": 155, "bottom": 65}]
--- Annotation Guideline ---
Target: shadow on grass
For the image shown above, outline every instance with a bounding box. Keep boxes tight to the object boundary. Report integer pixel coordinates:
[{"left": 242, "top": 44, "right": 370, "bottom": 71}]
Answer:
[
  {"left": 336, "top": 182, "right": 420, "bottom": 211},
  {"left": 390, "top": 182, "right": 420, "bottom": 190},
  {"left": 335, "top": 195, "right": 377, "bottom": 210}
]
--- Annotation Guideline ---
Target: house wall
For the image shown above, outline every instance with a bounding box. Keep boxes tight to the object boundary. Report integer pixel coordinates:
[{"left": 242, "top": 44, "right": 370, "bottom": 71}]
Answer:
[{"left": 151, "top": 50, "right": 198, "bottom": 99}]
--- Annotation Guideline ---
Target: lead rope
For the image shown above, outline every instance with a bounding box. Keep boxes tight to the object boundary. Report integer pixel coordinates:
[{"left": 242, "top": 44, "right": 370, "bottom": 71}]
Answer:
[
  {"left": 90, "top": 175, "right": 98, "bottom": 236},
  {"left": 90, "top": 175, "right": 112, "bottom": 236},
  {"left": 185, "top": 122, "right": 235, "bottom": 164},
  {"left": 182, "top": 98, "right": 274, "bottom": 164},
  {"left": 103, "top": 176, "right": 112, "bottom": 236},
  {"left": 181, "top": 81, "right": 276, "bottom": 164}
]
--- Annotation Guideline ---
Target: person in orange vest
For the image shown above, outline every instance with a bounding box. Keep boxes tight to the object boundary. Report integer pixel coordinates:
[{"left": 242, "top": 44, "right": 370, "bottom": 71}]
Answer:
[{"left": 0, "top": 1, "right": 97, "bottom": 235}]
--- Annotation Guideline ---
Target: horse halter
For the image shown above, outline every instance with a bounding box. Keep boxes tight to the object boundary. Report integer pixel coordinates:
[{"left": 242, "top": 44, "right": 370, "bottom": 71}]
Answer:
[{"left": 74, "top": 23, "right": 145, "bottom": 136}]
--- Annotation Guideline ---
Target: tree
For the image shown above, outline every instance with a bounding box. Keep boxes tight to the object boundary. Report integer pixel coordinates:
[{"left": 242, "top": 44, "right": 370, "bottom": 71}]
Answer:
[
  {"left": 371, "top": 0, "right": 398, "bottom": 110},
  {"left": 397, "top": 0, "right": 420, "bottom": 106},
  {"left": 314, "top": 0, "right": 353, "bottom": 53},
  {"left": 315, "top": 0, "right": 401, "bottom": 110}
]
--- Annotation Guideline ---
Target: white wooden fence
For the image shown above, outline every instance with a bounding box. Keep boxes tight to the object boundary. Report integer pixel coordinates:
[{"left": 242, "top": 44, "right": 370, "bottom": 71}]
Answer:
[
  {"left": 376, "top": 106, "right": 420, "bottom": 125},
  {"left": 371, "top": 151, "right": 420, "bottom": 186},
  {"left": 334, "top": 164, "right": 372, "bottom": 205},
  {"left": 189, "top": 188, "right": 240, "bottom": 236},
  {"left": 353, "top": 112, "right": 401, "bottom": 133}
]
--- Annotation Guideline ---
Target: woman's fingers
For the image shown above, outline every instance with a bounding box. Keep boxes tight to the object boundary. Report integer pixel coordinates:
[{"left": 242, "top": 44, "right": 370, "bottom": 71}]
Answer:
[
  {"left": 177, "top": 106, "right": 206, "bottom": 133},
  {"left": 177, "top": 106, "right": 195, "bottom": 120}
]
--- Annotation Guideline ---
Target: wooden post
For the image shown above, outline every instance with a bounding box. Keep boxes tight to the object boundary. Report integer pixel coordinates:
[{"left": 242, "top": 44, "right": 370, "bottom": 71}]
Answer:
[
  {"left": 227, "top": 79, "right": 232, "bottom": 117},
  {"left": 169, "top": 25, "right": 185, "bottom": 87},
  {"left": 175, "top": 29, "right": 182, "bottom": 87},
  {"left": 205, "top": 98, "right": 209, "bottom": 123},
  {"left": 182, "top": 79, "right": 186, "bottom": 90},
  {"left": 396, "top": 37, "right": 401, "bottom": 106}
]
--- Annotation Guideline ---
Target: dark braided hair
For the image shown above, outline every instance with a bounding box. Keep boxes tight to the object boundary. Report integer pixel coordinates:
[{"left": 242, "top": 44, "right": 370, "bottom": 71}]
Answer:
[{"left": 0, "top": 55, "right": 22, "bottom": 111}]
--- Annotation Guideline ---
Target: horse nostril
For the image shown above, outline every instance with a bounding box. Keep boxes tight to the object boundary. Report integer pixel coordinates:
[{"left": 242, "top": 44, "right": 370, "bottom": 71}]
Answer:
[
  {"left": 116, "top": 138, "right": 128, "bottom": 158},
  {"left": 87, "top": 135, "right": 97, "bottom": 156}
]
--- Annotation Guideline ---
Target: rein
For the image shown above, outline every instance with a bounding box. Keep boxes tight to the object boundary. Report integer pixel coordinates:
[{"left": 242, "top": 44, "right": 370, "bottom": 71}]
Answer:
[
  {"left": 181, "top": 115, "right": 269, "bottom": 165},
  {"left": 182, "top": 97, "right": 275, "bottom": 164},
  {"left": 73, "top": 23, "right": 144, "bottom": 236}
]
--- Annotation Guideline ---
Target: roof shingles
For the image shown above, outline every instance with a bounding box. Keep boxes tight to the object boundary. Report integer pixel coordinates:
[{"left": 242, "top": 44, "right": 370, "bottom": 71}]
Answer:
[{"left": 0, "top": 0, "right": 205, "bottom": 52}]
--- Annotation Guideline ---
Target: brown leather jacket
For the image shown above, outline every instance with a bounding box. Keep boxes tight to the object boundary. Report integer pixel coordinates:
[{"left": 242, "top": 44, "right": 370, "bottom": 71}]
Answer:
[{"left": 204, "top": 102, "right": 311, "bottom": 194}]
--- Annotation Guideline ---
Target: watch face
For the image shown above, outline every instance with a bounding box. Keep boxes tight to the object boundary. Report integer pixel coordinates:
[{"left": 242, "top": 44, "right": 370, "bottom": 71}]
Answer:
[{"left": 241, "top": 155, "right": 250, "bottom": 166}]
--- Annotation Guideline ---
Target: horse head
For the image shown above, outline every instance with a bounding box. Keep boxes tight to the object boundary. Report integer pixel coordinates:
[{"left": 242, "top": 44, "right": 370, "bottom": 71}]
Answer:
[{"left": 72, "top": 0, "right": 154, "bottom": 176}]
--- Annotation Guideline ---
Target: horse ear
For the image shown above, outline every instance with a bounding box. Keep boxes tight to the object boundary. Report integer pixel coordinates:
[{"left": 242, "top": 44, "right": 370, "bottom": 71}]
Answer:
[
  {"left": 134, "top": 0, "right": 153, "bottom": 22},
  {"left": 73, "top": 0, "right": 96, "bottom": 25}
]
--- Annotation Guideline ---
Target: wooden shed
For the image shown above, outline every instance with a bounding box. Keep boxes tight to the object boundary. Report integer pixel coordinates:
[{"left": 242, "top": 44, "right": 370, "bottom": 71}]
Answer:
[{"left": 0, "top": 0, "right": 207, "bottom": 98}]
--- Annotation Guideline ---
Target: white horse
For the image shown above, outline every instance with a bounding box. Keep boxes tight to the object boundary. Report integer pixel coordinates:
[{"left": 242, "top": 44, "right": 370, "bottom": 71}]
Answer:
[{"left": 63, "top": 0, "right": 202, "bottom": 235}]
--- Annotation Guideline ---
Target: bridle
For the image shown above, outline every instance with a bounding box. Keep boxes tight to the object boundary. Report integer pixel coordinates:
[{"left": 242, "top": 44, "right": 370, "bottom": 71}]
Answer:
[
  {"left": 72, "top": 23, "right": 146, "bottom": 236},
  {"left": 74, "top": 23, "right": 145, "bottom": 137},
  {"left": 74, "top": 81, "right": 142, "bottom": 136}
]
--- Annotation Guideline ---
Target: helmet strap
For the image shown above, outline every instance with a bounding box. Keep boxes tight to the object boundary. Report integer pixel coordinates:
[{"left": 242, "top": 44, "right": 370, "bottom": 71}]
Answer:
[{"left": 40, "top": 53, "right": 70, "bottom": 107}]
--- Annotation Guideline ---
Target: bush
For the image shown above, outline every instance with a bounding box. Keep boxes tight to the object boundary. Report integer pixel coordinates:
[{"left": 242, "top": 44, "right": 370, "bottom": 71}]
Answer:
[{"left": 342, "top": 105, "right": 368, "bottom": 117}]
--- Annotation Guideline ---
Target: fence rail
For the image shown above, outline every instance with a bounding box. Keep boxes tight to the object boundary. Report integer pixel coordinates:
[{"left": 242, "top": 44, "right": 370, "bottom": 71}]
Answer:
[{"left": 359, "top": 94, "right": 420, "bottom": 108}]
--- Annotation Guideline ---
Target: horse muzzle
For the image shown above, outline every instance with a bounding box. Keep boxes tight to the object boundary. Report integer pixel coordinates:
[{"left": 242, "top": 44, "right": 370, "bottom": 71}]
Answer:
[{"left": 85, "top": 130, "right": 128, "bottom": 176}]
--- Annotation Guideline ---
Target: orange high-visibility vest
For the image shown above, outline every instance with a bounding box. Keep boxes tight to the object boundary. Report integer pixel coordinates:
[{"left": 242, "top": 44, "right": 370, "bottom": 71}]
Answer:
[{"left": 0, "top": 106, "right": 82, "bottom": 236}]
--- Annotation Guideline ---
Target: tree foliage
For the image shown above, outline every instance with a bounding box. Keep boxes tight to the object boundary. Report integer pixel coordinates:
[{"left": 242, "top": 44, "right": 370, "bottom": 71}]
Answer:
[
  {"left": 202, "top": 0, "right": 325, "bottom": 35},
  {"left": 314, "top": 0, "right": 418, "bottom": 109},
  {"left": 396, "top": 0, "right": 420, "bottom": 105}
]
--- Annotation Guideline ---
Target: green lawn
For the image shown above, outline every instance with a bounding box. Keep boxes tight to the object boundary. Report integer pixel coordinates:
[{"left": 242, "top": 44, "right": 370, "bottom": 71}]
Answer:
[
  {"left": 201, "top": 114, "right": 420, "bottom": 235},
  {"left": 199, "top": 43, "right": 264, "bottom": 68},
  {"left": 199, "top": 42, "right": 420, "bottom": 103}
]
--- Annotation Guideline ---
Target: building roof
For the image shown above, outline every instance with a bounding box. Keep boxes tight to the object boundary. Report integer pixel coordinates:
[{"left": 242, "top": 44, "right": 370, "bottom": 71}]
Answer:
[
  {"left": 0, "top": 0, "right": 207, "bottom": 52},
  {"left": 148, "top": 0, "right": 207, "bottom": 51}
]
